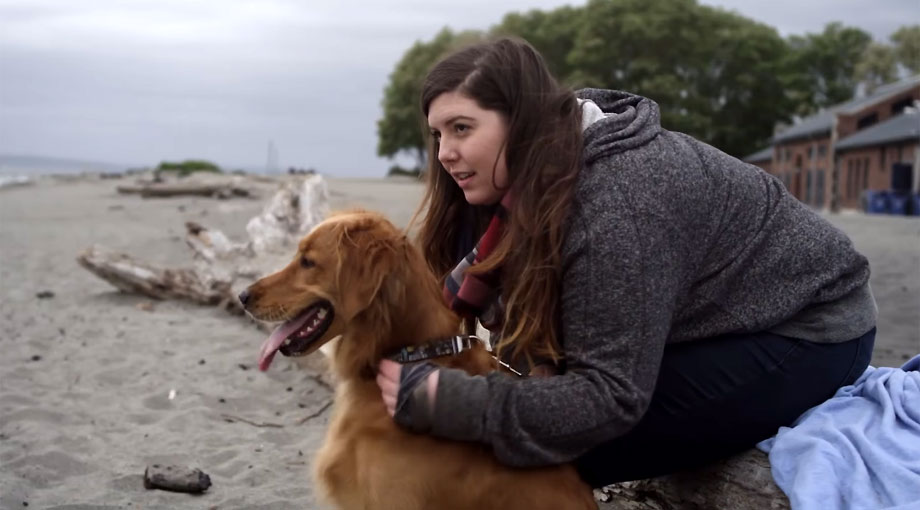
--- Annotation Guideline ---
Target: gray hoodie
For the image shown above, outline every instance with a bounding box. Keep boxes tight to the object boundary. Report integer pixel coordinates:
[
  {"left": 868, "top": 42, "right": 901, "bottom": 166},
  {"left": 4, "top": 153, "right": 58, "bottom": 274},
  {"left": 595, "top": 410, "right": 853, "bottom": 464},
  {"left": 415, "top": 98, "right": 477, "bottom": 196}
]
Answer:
[{"left": 428, "top": 89, "right": 877, "bottom": 468}]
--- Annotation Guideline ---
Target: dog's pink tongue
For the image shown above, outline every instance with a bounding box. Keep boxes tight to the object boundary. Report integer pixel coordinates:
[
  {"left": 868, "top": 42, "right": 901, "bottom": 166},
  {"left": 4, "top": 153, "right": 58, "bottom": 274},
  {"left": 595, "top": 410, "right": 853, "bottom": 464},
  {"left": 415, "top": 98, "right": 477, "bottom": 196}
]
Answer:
[{"left": 258, "top": 313, "right": 312, "bottom": 371}]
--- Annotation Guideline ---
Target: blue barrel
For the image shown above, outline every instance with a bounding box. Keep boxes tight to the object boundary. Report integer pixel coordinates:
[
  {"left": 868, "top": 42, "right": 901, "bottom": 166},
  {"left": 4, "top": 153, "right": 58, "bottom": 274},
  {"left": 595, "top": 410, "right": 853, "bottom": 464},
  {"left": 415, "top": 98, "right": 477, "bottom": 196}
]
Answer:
[
  {"left": 865, "top": 190, "right": 889, "bottom": 214},
  {"left": 888, "top": 192, "right": 910, "bottom": 215},
  {"left": 910, "top": 193, "right": 920, "bottom": 216}
]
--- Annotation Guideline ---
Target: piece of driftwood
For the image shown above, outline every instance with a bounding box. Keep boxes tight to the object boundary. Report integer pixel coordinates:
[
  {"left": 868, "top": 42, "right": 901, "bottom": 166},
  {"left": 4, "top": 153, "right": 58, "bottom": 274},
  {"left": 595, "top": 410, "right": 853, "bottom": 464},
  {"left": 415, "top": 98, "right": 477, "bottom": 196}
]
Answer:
[
  {"left": 79, "top": 175, "right": 330, "bottom": 317},
  {"left": 117, "top": 172, "right": 257, "bottom": 199},
  {"left": 116, "top": 183, "right": 250, "bottom": 199},
  {"left": 596, "top": 449, "right": 788, "bottom": 509},
  {"left": 183, "top": 220, "right": 258, "bottom": 290},
  {"left": 177, "top": 176, "right": 331, "bottom": 294},
  {"left": 246, "top": 174, "right": 329, "bottom": 254},
  {"left": 185, "top": 221, "right": 252, "bottom": 263},
  {"left": 143, "top": 464, "right": 212, "bottom": 493},
  {"left": 76, "top": 244, "right": 235, "bottom": 307}
]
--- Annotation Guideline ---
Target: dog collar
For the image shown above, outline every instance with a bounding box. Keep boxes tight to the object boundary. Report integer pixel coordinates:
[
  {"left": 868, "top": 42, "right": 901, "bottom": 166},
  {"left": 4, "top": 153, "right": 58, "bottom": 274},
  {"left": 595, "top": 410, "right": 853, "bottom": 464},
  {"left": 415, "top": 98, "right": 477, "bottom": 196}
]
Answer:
[
  {"left": 385, "top": 335, "right": 523, "bottom": 377},
  {"left": 386, "top": 335, "right": 481, "bottom": 364}
]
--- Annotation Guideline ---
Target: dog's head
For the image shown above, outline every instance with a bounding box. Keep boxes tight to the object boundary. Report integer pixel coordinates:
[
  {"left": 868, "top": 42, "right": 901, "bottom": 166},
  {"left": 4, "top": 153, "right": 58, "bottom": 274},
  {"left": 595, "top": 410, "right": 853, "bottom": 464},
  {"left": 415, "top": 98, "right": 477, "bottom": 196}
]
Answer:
[{"left": 241, "top": 210, "right": 412, "bottom": 374}]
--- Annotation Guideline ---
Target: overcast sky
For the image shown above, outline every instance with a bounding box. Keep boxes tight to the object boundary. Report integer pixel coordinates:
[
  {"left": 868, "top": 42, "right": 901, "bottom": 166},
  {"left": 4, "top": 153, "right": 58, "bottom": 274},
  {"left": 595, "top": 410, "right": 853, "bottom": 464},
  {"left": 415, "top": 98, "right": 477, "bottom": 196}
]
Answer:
[{"left": 0, "top": 0, "right": 915, "bottom": 177}]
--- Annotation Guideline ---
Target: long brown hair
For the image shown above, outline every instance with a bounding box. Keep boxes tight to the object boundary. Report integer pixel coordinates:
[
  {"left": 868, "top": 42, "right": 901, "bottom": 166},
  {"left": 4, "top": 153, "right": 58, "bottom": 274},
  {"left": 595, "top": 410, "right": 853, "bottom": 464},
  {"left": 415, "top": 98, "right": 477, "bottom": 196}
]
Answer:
[{"left": 414, "top": 37, "right": 583, "bottom": 365}]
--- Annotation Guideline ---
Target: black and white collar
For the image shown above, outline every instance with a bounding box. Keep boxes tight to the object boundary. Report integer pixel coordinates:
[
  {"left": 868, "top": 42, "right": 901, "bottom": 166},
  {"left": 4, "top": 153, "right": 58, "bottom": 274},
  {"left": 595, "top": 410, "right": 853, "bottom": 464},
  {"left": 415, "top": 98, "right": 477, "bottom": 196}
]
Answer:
[
  {"left": 385, "top": 335, "right": 523, "bottom": 377},
  {"left": 386, "top": 335, "right": 481, "bottom": 364}
]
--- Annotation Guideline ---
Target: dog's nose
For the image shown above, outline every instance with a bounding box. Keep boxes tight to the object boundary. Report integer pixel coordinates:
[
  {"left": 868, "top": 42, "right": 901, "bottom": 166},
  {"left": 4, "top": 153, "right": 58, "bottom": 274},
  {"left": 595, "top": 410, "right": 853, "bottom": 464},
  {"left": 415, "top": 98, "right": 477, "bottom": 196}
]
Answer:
[{"left": 238, "top": 289, "right": 251, "bottom": 307}]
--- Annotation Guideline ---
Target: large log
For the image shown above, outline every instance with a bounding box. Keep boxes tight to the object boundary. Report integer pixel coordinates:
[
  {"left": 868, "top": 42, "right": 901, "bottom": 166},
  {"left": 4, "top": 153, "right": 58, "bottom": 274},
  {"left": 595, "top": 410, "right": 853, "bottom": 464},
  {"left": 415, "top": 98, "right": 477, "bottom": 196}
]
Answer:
[
  {"left": 116, "top": 183, "right": 250, "bottom": 198},
  {"left": 245, "top": 174, "right": 329, "bottom": 254},
  {"left": 185, "top": 221, "right": 252, "bottom": 263},
  {"left": 78, "top": 175, "right": 331, "bottom": 315},
  {"left": 596, "top": 449, "right": 788, "bottom": 509},
  {"left": 116, "top": 172, "right": 257, "bottom": 199},
  {"left": 76, "top": 244, "right": 238, "bottom": 311}
]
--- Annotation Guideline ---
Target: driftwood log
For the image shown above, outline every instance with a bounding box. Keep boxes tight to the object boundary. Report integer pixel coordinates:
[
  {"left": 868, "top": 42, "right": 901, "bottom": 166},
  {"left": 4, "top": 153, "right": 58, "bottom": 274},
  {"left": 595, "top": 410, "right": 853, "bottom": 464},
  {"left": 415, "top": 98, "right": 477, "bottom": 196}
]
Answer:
[
  {"left": 76, "top": 244, "right": 241, "bottom": 312},
  {"left": 185, "top": 221, "right": 252, "bottom": 263},
  {"left": 116, "top": 183, "right": 250, "bottom": 199},
  {"left": 143, "top": 464, "right": 212, "bottom": 493},
  {"left": 79, "top": 175, "right": 331, "bottom": 315},
  {"left": 116, "top": 173, "right": 256, "bottom": 199},
  {"left": 596, "top": 449, "right": 788, "bottom": 509},
  {"left": 245, "top": 174, "right": 329, "bottom": 254}
]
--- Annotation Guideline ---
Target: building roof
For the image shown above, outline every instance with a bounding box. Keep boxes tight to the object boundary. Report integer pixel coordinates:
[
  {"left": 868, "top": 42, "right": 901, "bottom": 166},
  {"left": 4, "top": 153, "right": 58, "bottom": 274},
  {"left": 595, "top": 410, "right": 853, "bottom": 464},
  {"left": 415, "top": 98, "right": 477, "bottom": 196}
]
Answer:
[
  {"left": 837, "top": 77, "right": 920, "bottom": 115},
  {"left": 835, "top": 111, "right": 920, "bottom": 151},
  {"left": 773, "top": 110, "right": 836, "bottom": 143},
  {"left": 744, "top": 146, "right": 773, "bottom": 162},
  {"left": 773, "top": 75, "right": 920, "bottom": 144}
]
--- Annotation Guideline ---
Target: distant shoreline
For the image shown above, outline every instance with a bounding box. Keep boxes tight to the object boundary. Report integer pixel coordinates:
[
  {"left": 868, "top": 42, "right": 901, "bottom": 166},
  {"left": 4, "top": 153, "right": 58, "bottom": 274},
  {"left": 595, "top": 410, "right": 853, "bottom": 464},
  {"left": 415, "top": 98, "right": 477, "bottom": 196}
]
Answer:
[
  {"left": 0, "top": 154, "right": 138, "bottom": 175},
  {"left": 0, "top": 154, "right": 402, "bottom": 180}
]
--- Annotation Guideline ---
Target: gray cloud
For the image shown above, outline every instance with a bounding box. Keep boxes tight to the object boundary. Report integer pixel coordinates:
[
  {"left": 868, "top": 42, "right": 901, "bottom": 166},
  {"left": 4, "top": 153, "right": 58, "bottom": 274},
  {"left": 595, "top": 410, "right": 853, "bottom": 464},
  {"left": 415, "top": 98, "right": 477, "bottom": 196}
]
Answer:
[{"left": 1, "top": 0, "right": 916, "bottom": 176}]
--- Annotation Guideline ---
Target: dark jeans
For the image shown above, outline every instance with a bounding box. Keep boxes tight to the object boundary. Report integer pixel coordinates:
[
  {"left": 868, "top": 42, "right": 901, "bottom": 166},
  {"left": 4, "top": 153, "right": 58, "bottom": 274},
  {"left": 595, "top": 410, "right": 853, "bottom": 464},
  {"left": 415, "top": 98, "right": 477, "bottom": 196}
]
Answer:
[{"left": 574, "top": 328, "right": 876, "bottom": 487}]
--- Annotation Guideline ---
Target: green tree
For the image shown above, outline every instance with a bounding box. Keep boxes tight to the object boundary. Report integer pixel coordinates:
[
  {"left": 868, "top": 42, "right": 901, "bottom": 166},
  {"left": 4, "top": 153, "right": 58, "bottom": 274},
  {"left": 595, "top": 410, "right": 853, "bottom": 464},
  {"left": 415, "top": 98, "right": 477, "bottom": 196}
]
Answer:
[
  {"left": 376, "top": 28, "right": 483, "bottom": 167},
  {"left": 491, "top": 6, "right": 583, "bottom": 81},
  {"left": 786, "top": 23, "right": 872, "bottom": 109},
  {"left": 568, "top": 0, "right": 794, "bottom": 157},
  {"left": 890, "top": 25, "right": 920, "bottom": 74},
  {"left": 855, "top": 43, "right": 898, "bottom": 94},
  {"left": 376, "top": 1, "right": 879, "bottom": 163}
]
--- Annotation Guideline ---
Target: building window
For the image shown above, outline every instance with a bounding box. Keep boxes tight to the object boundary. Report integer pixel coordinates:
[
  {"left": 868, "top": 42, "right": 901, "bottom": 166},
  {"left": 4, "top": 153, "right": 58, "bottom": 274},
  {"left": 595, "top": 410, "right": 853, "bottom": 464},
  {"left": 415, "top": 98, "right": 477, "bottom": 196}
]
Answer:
[
  {"left": 818, "top": 144, "right": 827, "bottom": 158},
  {"left": 855, "top": 159, "right": 861, "bottom": 200},
  {"left": 857, "top": 113, "right": 878, "bottom": 130},
  {"left": 806, "top": 170, "right": 813, "bottom": 204},
  {"left": 847, "top": 159, "right": 854, "bottom": 200},
  {"left": 817, "top": 169, "right": 825, "bottom": 207}
]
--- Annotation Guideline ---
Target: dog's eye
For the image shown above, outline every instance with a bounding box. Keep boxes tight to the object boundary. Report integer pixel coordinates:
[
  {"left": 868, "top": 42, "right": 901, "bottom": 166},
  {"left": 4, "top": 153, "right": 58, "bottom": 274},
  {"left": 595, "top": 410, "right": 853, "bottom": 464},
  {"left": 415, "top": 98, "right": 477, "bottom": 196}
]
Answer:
[{"left": 300, "top": 257, "right": 315, "bottom": 268}]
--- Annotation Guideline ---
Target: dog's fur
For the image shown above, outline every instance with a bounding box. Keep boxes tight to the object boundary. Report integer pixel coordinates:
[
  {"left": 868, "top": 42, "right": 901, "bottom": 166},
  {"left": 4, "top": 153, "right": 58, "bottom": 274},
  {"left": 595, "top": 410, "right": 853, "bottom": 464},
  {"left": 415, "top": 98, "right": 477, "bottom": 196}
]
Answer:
[{"left": 242, "top": 210, "right": 596, "bottom": 510}]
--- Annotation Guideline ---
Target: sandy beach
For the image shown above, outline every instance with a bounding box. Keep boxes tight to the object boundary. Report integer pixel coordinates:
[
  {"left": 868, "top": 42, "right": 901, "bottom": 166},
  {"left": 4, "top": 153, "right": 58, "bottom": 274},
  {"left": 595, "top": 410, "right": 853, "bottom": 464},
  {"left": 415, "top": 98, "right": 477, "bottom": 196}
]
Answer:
[{"left": 1, "top": 174, "right": 917, "bottom": 509}]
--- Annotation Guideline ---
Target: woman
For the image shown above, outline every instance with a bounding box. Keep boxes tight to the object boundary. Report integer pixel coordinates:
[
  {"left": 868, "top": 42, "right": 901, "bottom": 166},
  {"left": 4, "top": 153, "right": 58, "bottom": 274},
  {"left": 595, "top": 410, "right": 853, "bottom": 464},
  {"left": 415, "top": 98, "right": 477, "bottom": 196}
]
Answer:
[{"left": 375, "top": 37, "right": 876, "bottom": 487}]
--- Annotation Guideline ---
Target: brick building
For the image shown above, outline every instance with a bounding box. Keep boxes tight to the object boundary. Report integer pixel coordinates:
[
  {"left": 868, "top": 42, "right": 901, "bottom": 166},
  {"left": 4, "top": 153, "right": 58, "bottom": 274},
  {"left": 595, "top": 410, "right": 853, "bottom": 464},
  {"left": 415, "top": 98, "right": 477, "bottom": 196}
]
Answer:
[
  {"left": 744, "top": 75, "right": 920, "bottom": 210},
  {"left": 835, "top": 112, "right": 919, "bottom": 209}
]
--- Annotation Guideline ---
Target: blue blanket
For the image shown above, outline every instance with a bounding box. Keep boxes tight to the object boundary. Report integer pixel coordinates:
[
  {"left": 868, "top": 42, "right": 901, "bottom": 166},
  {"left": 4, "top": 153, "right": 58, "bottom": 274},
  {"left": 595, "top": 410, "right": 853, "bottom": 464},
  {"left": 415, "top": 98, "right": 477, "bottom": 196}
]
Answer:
[{"left": 758, "top": 354, "right": 920, "bottom": 510}]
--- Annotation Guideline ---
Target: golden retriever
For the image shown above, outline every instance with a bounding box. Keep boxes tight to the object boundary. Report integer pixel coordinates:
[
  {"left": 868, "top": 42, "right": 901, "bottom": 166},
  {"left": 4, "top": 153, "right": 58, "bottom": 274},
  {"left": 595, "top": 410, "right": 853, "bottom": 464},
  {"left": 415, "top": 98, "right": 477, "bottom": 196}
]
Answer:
[{"left": 240, "top": 210, "right": 596, "bottom": 510}]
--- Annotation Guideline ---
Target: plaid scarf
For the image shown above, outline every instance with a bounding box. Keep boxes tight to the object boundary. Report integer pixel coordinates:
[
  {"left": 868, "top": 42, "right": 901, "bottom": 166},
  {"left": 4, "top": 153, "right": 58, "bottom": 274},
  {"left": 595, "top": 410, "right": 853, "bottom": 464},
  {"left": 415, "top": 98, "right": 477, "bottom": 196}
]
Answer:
[{"left": 442, "top": 194, "right": 511, "bottom": 333}]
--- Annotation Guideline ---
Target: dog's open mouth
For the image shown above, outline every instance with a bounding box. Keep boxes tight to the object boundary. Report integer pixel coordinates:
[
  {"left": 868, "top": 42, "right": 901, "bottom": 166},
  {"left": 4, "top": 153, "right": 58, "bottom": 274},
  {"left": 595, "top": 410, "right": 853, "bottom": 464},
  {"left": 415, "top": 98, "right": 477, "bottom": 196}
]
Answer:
[{"left": 258, "top": 302, "right": 334, "bottom": 371}]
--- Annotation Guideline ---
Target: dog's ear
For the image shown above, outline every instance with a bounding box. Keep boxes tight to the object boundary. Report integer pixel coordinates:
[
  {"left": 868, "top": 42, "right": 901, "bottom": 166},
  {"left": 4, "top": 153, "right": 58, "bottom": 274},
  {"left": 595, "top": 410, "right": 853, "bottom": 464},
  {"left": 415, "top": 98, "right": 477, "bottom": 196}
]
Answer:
[{"left": 336, "top": 223, "right": 399, "bottom": 320}]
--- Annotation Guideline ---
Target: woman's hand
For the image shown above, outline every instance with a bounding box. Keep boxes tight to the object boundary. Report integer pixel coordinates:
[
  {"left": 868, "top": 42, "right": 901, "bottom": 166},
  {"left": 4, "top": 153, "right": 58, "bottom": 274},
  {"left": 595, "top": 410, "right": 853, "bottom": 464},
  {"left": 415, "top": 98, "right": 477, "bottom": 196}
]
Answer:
[{"left": 377, "top": 359, "right": 439, "bottom": 418}]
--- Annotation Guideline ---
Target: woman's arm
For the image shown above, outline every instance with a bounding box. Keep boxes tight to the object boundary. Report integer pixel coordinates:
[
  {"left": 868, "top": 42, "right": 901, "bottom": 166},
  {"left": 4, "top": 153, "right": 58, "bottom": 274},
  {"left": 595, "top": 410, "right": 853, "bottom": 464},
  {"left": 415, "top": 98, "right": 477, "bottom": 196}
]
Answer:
[{"left": 428, "top": 172, "right": 695, "bottom": 466}]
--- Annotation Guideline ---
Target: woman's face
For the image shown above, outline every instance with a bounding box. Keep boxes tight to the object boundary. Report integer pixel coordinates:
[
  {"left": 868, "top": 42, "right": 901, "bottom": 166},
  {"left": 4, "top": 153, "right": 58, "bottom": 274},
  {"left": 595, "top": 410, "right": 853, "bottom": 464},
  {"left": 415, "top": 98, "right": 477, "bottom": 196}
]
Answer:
[{"left": 427, "top": 91, "right": 509, "bottom": 205}]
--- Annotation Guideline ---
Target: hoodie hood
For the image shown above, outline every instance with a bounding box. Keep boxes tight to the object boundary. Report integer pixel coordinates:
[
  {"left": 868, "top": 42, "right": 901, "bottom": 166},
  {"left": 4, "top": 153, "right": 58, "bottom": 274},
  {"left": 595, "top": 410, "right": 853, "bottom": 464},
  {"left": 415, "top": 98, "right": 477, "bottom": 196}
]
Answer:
[{"left": 576, "top": 88, "right": 661, "bottom": 164}]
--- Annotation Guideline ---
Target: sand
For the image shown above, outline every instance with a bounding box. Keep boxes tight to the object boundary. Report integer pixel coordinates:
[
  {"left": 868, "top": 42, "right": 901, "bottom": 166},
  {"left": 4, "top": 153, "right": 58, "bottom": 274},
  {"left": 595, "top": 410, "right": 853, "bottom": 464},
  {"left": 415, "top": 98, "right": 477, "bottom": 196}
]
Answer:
[{"left": 0, "top": 175, "right": 917, "bottom": 509}]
